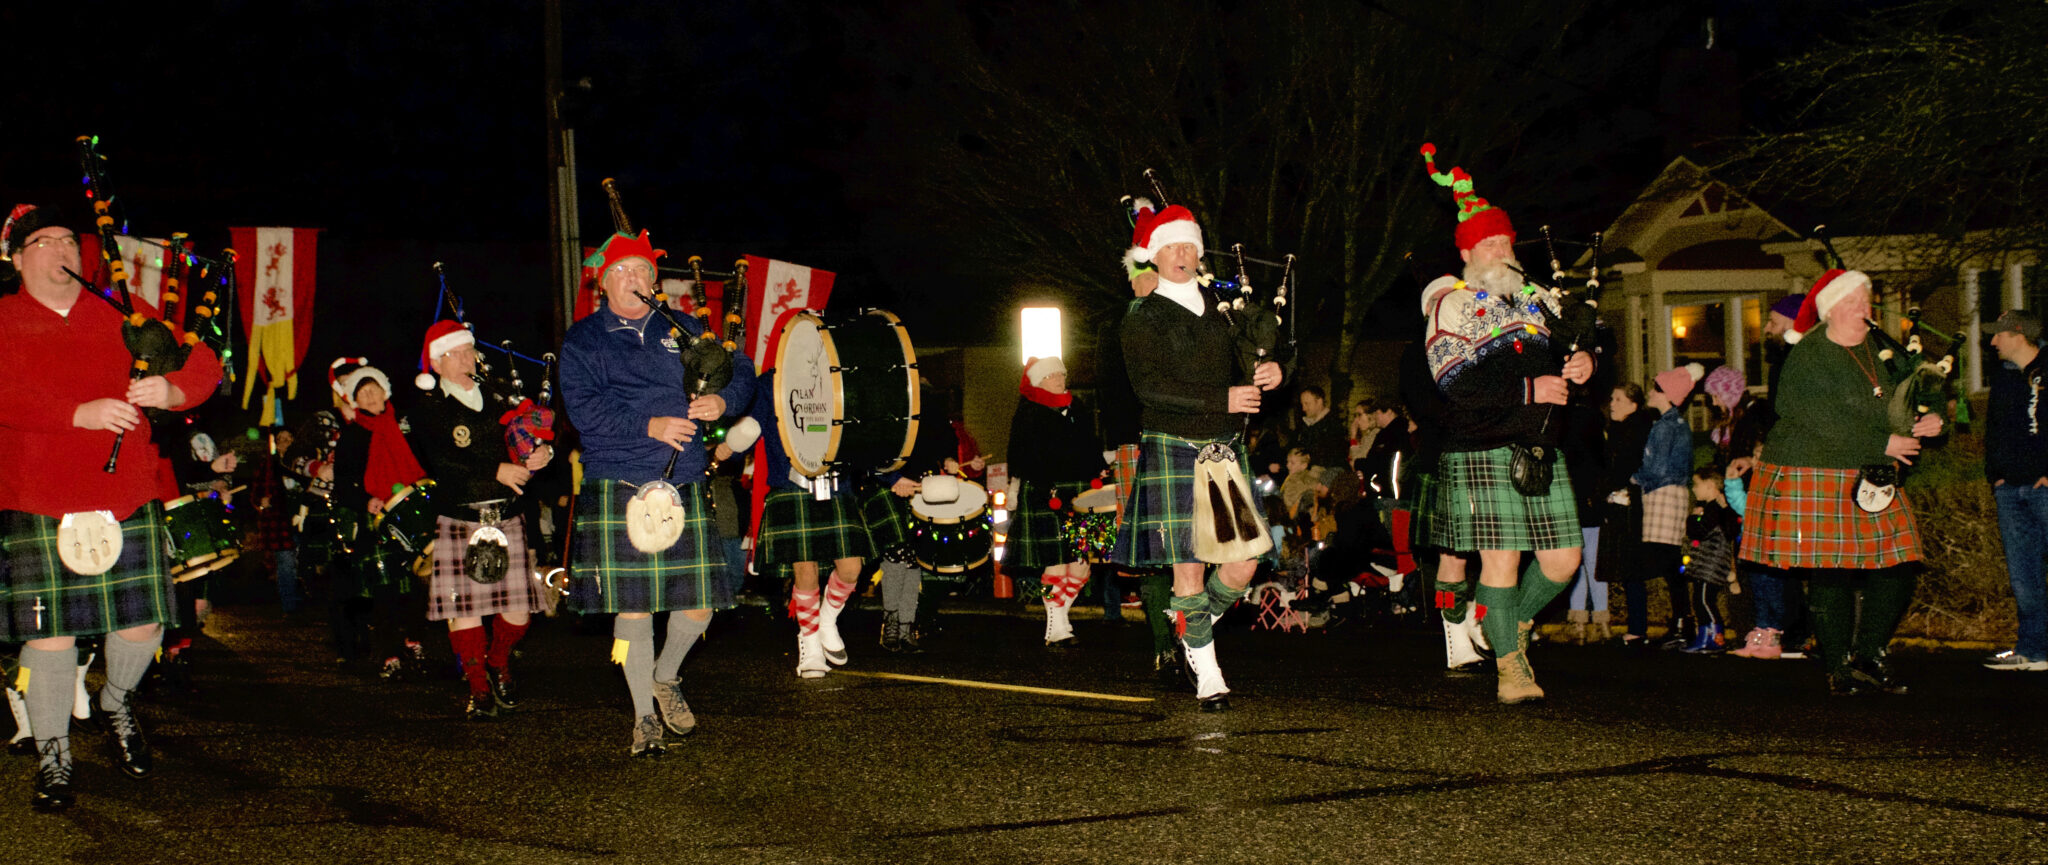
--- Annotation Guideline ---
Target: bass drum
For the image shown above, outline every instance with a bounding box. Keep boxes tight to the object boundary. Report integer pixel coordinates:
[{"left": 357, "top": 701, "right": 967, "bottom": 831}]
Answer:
[
  {"left": 163, "top": 493, "right": 241, "bottom": 583},
  {"left": 770, "top": 309, "right": 919, "bottom": 478},
  {"left": 374, "top": 480, "right": 440, "bottom": 578},
  {"left": 910, "top": 479, "right": 993, "bottom": 574}
]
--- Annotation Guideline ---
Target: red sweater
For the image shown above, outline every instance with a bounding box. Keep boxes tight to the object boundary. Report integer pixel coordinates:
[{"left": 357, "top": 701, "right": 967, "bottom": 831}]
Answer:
[{"left": 0, "top": 290, "right": 222, "bottom": 519}]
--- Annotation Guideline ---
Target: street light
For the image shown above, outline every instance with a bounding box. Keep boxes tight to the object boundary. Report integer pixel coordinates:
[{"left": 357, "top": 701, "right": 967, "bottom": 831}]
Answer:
[{"left": 1021, "top": 306, "right": 1062, "bottom": 363}]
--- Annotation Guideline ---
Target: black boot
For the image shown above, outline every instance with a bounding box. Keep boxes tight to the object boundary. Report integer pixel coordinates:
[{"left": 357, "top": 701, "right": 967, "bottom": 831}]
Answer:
[
  {"left": 1849, "top": 651, "right": 1909, "bottom": 695},
  {"left": 104, "top": 701, "right": 153, "bottom": 779},
  {"left": 30, "top": 740, "right": 73, "bottom": 812},
  {"left": 1658, "top": 617, "right": 1694, "bottom": 651}
]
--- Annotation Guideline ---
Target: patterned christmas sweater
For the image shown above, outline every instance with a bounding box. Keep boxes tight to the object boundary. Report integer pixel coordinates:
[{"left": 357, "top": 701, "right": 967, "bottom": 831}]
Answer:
[{"left": 1421, "top": 275, "right": 1568, "bottom": 453}]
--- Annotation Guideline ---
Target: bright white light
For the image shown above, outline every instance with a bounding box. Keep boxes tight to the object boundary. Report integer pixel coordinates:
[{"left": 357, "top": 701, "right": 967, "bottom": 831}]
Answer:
[{"left": 1021, "top": 307, "right": 1063, "bottom": 364}]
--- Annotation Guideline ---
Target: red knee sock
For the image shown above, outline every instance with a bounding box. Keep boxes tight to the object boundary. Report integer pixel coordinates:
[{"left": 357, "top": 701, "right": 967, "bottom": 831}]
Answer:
[
  {"left": 823, "top": 574, "right": 857, "bottom": 610},
  {"left": 790, "top": 590, "right": 821, "bottom": 635},
  {"left": 449, "top": 626, "right": 489, "bottom": 695},
  {"left": 486, "top": 618, "right": 528, "bottom": 671}
]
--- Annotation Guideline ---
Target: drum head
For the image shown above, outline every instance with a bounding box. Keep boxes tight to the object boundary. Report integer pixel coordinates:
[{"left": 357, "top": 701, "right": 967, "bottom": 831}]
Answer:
[
  {"left": 771, "top": 309, "right": 919, "bottom": 478},
  {"left": 913, "top": 479, "right": 988, "bottom": 523},
  {"left": 1071, "top": 484, "right": 1119, "bottom": 513},
  {"left": 772, "top": 312, "right": 838, "bottom": 477},
  {"left": 626, "top": 481, "right": 687, "bottom": 553},
  {"left": 57, "top": 510, "right": 122, "bottom": 576}
]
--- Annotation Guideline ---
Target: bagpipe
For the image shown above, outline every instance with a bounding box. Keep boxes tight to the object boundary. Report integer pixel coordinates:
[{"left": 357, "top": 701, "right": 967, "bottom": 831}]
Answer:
[
  {"left": 67, "top": 135, "right": 237, "bottom": 472},
  {"left": 1811, "top": 225, "right": 1963, "bottom": 436},
  {"left": 425, "top": 262, "right": 558, "bottom": 464}
]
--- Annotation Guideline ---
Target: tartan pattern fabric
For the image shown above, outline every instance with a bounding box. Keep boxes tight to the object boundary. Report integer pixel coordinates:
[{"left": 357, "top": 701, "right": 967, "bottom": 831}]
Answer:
[
  {"left": 1738, "top": 462, "right": 1920, "bottom": 570},
  {"left": 348, "top": 537, "right": 419, "bottom": 600},
  {"left": 759, "top": 487, "right": 874, "bottom": 574},
  {"left": 1639, "top": 484, "right": 1690, "bottom": 546},
  {"left": 1426, "top": 446, "right": 1581, "bottom": 552},
  {"left": 1112, "top": 431, "right": 1268, "bottom": 566},
  {"left": 425, "top": 515, "right": 541, "bottom": 621},
  {"left": 1004, "top": 479, "right": 1084, "bottom": 569},
  {"left": 1112, "top": 443, "right": 1141, "bottom": 528},
  {"left": 860, "top": 482, "right": 915, "bottom": 563},
  {"left": 0, "top": 504, "right": 174, "bottom": 641},
  {"left": 1410, "top": 470, "right": 1440, "bottom": 550},
  {"left": 570, "top": 480, "right": 730, "bottom": 614}
]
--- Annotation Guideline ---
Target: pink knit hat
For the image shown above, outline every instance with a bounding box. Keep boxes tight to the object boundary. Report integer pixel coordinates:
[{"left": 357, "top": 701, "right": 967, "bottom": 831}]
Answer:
[
  {"left": 1654, "top": 363, "right": 1706, "bottom": 402},
  {"left": 1702, "top": 365, "right": 1746, "bottom": 409}
]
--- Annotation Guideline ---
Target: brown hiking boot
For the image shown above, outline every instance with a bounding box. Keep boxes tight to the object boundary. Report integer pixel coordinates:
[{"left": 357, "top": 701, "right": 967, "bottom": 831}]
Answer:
[{"left": 1496, "top": 651, "right": 1545, "bottom": 704}]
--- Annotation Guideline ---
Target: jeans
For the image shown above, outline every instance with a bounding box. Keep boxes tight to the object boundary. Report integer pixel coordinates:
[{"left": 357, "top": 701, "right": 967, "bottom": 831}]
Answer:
[
  {"left": 276, "top": 549, "right": 303, "bottom": 614},
  {"left": 1745, "top": 564, "right": 1785, "bottom": 630},
  {"left": 1567, "top": 526, "right": 1608, "bottom": 611},
  {"left": 719, "top": 537, "right": 747, "bottom": 597},
  {"left": 1995, "top": 483, "right": 2048, "bottom": 659},
  {"left": 1098, "top": 564, "right": 1124, "bottom": 621}
]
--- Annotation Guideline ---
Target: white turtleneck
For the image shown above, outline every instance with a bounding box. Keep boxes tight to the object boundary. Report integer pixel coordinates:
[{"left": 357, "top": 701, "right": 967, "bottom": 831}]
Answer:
[{"left": 1153, "top": 277, "right": 1205, "bottom": 317}]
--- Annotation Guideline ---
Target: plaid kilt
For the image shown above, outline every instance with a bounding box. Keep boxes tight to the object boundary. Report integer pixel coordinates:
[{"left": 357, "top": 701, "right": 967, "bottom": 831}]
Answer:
[
  {"left": 759, "top": 487, "right": 874, "bottom": 575},
  {"left": 1112, "top": 431, "right": 1269, "bottom": 566},
  {"left": 571, "top": 480, "right": 729, "bottom": 614},
  {"left": 1005, "top": 479, "right": 1084, "bottom": 569},
  {"left": 1409, "top": 469, "right": 1441, "bottom": 550},
  {"left": 1739, "top": 462, "right": 1920, "bottom": 570},
  {"left": 1427, "top": 446, "right": 1581, "bottom": 552},
  {"left": 861, "top": 482, "right": 915, "bottom": 563},
  {"left": 426, "top": 515, "right": 541, "bottom": 621},
  {"left": 0, "top": 504, "right": 174, "bottom": 641},
  {"left": 1112, "top": 443, "right": 1141, "bottom": 528},
  {"left": 1640, "top": 484, "right": 1690, "bottom": 546}
]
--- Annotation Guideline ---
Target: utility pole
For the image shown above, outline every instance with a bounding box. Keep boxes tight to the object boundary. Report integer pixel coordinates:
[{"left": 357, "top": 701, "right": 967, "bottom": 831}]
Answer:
[{"left": 543, "top": 0, "right": 579, "bottom": 345}]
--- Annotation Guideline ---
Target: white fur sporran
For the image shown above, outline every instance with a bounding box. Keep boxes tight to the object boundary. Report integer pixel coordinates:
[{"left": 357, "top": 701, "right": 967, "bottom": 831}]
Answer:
[
  {"left": 626, "top": 481, "right": 687, "bottom": 553},
  {"left": 1191, "top": 443, "right": 1271, "bottom": 564},
  {"left": 56, "top": 510, "right": 123, "bottom": 576}
]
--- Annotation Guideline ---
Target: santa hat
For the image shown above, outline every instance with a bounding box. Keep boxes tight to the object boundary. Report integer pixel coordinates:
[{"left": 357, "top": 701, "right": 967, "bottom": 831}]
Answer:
[
  {"left": 1024, "top": 355, "right": 1066, "bottom": 388},
  {"left": 580, "top": 229, "right": 665, "bottom": 289},
  {"left": 1420, "top": 143, "right": 1515, "bottom": 251},
  {"left": 1784, "top": 270, "right": 1871, "bottom": 345},
  {"left": 415, "top": 319, "right": 475, "bottom": 390},
  {"left": 1654, "top": 363, "right": 1706, "bottom": 402},
  {"left": 329, "top": 357, "right": 391, "bottom": 408},
  {"left": 1127, "top": 204, "right": 1203, "bottom": 265}
]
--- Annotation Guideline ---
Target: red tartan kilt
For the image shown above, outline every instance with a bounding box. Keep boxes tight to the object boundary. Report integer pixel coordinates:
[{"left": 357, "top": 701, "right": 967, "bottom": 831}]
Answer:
[{"left": 1738, "top": 462, "right": 1920, "bottom": 570}]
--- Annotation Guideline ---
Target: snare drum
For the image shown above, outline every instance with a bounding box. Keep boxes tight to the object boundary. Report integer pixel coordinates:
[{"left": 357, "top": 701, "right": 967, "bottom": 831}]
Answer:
[
  {"left": 909, "top": 478, "right": 992, "bottom": 574},
  {"left": 163, "top": 493, "right": 241, "bottom": 583},
  {"left": 770, "top": 309, "right": 919, "bottom": 477},
  {"left": 1063, "top": 484, "right": 1120, "bottom": 563},
  {"left": 374, "top": 479, "right": 440, "bottom": 575}
]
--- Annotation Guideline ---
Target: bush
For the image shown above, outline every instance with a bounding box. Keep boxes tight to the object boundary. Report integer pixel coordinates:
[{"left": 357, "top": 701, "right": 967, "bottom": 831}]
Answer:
[{"left": 1901, "top": 434, "right": 2014, "bottom": 642}]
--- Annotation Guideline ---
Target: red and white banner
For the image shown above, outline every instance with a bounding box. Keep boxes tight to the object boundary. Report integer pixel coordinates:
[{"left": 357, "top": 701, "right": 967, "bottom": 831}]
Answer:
[
  {"left": 232, "top": 227, "right": 320, "bottom": 415},
  {"left": 110, "top": 236, "right": 173, "bottom": 309},
  {"left": 742, "top": 254, "right": 835, "bottom": 367}
]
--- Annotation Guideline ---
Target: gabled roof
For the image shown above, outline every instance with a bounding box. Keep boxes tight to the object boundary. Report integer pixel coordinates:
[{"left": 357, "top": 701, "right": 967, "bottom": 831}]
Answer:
[{"left": 1577, "top": 157, "right": 1798, "bottom": 269}]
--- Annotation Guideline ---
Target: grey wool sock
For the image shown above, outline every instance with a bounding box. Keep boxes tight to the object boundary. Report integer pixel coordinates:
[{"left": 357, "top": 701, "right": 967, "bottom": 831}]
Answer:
[
  {"left": 655, "top": 612, "right": 712, "bottom": 683},
  {"left": 614, "top": 616, "right": 657, "bottom": 718},
  {"left": 100, "top": 627, "right": 164, "bottom": 713},
  {"left": 21, "top": 645, "right": 77, "bottom": 764}
]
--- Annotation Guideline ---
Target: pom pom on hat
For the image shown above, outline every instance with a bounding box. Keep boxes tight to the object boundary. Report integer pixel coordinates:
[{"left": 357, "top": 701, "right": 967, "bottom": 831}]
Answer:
[{"left": 329, "top": 357, "right": 391, "bottom": 408}]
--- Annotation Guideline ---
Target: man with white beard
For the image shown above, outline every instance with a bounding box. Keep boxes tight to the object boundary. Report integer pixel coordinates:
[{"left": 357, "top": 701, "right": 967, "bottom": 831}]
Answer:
[{"left": 1416, "top": 144, "right": 1594, "bottom": 704}]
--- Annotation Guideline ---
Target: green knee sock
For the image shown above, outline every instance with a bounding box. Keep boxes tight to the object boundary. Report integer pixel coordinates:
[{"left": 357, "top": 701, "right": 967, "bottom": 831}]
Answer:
[
  {"left": 1204, "top": 571, "right": 1248, "bottom": 618},
  {"left": 1138, "top": 571, "right": 1174, "bottom": 654},
  {"left": 1854, "top": 566, "right": 1918, "bottom": 660},
  {"left": 1805, "top": 570, "right": 1856, "bottom": 674},
  {"left": 1515, "top": 557, "right": 1573, "bottom": 622},
  {"left": 1171, "top": 593, "right": 1214, "bottom": 649},
  {"left": 1436, "top": 578, "right": 1473, "bottom": 623},
  {"left": 1474, "top": 584, "right": 1520, "bottom": 657}
]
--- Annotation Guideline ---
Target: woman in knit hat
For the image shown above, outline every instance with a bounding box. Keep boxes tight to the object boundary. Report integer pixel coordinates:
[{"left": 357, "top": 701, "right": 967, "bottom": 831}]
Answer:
[{"left": 1634, "top": 364, "right": 1702, "bottom": 650}]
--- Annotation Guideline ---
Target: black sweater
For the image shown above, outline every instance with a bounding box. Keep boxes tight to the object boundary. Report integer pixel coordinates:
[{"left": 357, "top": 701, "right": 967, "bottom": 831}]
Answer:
[
  {"left": 1095, "top": 300, "right": 1144, "bottom": 448},
  {"left": 1007, "top": 397, "right": 1102, "bottom": 483},
  {"left": 1120, "top": 293, "right": 1242, "bottom": 439},
  {"left": 1987, "top": 352, "right": 2048, "bottom": 485},
  {"left": 405, "top": 382, "right": 521, "bottom": 516}
]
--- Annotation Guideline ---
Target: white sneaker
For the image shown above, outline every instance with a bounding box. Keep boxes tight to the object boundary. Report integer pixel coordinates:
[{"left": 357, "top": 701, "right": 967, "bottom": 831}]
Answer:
[
  {"left": 1183, "top": 641, "right": 1230, "bottom": 700},
  {"left": 818, "top": 597, "right": 849, "bottom": 666},
  {"left": 1443, "top": 615, "right": 1485, "bottom": 670},
  {"left": 1983, "top": 649, "right": 2048, "bottom": 672},
  {"left": 1044, "top": 597, "right": 1075, "bottom": 644},
  {"left": 796, "top": 631, "right": 829, "bottom": 679}
]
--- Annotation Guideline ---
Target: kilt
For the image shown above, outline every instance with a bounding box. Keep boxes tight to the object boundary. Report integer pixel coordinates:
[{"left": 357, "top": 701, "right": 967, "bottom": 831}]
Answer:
[
  {"left": 0, "top": 504, "right": 174, "bottom": 641},
  {"left": 1111, "top": 431, "right": 1269, "bottom": 566},
  {"left": 1409, "top": 469, "right": 1441, "bottom": 550},
  {"left": 1640, "top": 484, "right": 1690, "bottom": 546},
  {"left": 1112, "top": 443, "right": 1141, "bottom": 528},
  {"left": 426, "top": 514, "right": 541, "bottom": 621},
  {"left": 348, "top": 537, "right": 421, "bottom": 600},
  {"left": 1427, "top": 446, "right": 1581, "bottom": 552},
  {"left": 861, "top": 482, "right": 915, "bottom": 564},
  {"left": 1003, "top": 479, "right": 1085, "bottom": 569},
  {"left": 570, "top": 480, "right": 730, "bottom": 614},
  {"left": 759, "top": 487, "right": 874, "bottom": 575},
  {"left": 1739, "top": 462, "right": 1920, "bottom": 570}
]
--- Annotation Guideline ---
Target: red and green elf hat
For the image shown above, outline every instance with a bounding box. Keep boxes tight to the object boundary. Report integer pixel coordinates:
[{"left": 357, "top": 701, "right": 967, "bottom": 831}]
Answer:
[
  {"left": 1420, "top": 143, "right": 1514, "bottom": 252},
  {"left": 580, "top": 229, "right": 665, "bottom": 287}
]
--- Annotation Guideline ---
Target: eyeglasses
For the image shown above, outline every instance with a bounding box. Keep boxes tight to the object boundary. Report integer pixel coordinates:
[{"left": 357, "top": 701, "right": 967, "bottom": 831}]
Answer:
[
  {"left": 24, "top": 234, "right": 79, "bottom": 251},
  {"left": 606, "top": 262, "right": 654, "bottom": 279}
]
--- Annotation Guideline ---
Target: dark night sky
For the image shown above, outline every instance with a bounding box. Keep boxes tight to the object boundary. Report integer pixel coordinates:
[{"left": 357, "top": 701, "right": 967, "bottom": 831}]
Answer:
[{"left": 0, "top": 0, "right": 1871, "bottom": 423}]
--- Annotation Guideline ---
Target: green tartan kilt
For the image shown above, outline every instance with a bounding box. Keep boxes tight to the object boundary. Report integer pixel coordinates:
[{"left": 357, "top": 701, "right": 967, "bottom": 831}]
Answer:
[
  {"left": 0, "top": 503, "right": 175, "bottom": 641},
  {"left": 1111, "top": 431, "right": 1269, "bottom": 566},
  {"left": 1427, "top": 446, "right": 1582, "bottom": 552},
  {"left": 1004, "top": 478, "right": 1085, "bottom": 569},
  {"left": 758, "top": 487, "right": 875, "bottom": 576},
  {"left": 861, "top": 482, "right": 915, "bottom": 562},
  {"left": 1409, "top": 469, "right": 1441, "bottom": 550},
  {"left": 569, "top": 480, "right": 730, "bottom": 614}
]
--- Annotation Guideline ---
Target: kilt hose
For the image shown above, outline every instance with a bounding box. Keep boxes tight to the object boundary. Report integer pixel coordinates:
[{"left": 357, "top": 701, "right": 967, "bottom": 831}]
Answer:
[
  {"left": 758, "top": 487, "right": 874, "bottom": 576},
  {"left": 570, "top": 480, "right": 730, "bottom": 614},
  {"left": 1004, "top": 478, "right": 1086, "bottom": 570},
  {"left": 1639, "top": 484, "right": 1691, "bottom": 546},
  {"left": 426, "top": 514, "right": 541, "bottom": 621},
  {"left": 0, "top": 503, "right": 174, "bottom": 641},
  {"left": 1427, "top": 446, "right": 1581, "bottom": 552},
  {"left": 1111, "top": 431, "right": 1270, "bottom": 567},
  {"left": 1739, "top": 462, "right": 1920, "bottom": 570}
]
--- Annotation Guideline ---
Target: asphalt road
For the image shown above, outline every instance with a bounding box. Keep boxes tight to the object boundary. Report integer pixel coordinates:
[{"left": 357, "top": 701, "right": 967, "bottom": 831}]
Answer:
[{"left": 6, "top": 592, "right": 2048, "bottom": 865}]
